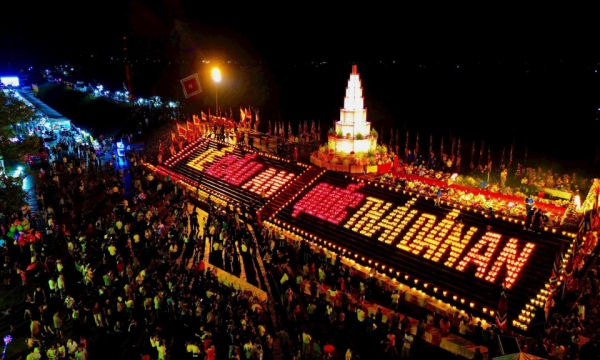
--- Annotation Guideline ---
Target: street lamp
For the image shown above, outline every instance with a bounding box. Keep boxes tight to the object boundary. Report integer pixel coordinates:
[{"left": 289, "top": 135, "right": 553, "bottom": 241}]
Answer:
[{"left": 211, "top": 67, "right": 221, "bottom": 115}]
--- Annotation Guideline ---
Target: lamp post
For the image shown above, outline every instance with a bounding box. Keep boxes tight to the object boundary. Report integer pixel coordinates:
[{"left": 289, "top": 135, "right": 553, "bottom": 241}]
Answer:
[{"left": 211, "top": 67, "right": 221, "bottom": 115}]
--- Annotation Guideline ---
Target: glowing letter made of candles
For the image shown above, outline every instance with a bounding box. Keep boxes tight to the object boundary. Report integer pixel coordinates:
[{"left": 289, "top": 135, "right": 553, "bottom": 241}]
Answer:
[
  {"left": 436, "top": 222, "right": 477, "bottom": 269},
  {"left": 205, "top": 153, "right": 263, "bottom": 186},
  {"left": 455, "top": 232, "right": 502, "bottom": 278},
  {"left": 242, "top": 168, "right": 295, "bottom": 197},
  {"left": 397, "top": 213, "right": 438, "bottom": 255},
  {"left": 186, "top": 148, "right": 225, "bottom": 171},
  {"left": 486, "top": 238, "right": 535, "bottom": 288},
  {"left": 292, "top": 183, "right": 364, "bottom": 225},
  {"left": 344, "top": 197, "right": 415, "bottom": 244}
]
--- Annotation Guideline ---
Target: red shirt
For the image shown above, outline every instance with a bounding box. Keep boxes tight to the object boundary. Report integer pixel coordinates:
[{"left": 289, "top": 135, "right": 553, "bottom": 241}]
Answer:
[
  {"left": 206, "top": 347, "right": 215, "bottom": 360},
  {"left": 203, "top": 339, "right": 212, "bottom": 352}
]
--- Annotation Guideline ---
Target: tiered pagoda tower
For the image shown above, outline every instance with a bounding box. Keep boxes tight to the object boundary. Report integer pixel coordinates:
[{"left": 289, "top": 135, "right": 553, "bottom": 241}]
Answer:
[{"left": 328, "top": 65, "right": 376, "bottom": 155}]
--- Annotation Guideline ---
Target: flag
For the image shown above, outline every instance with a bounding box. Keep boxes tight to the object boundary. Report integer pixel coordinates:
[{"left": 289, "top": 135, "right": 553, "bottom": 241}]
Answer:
[
  {"left": 487, "top": 146, "right": 491, "bottom": 165},
  {"left": 594, "top": 184, "right": 599, "bottom": 215},
  {"left": 288, "top": 122, "right": 293, "bottom": 138},
  {"left": 201, "top": 111, "right": 207, "bottom": 122},
  {"left": 176, "top": 123, "right": 187, "bottom": 138},
  {"left": 549, "top": 253, "right": 560, "bottom": 285},
  {"left": 563, "top": 251, "right": 574, "bottom": 287},
  {"left": 193, "top": 115, "right": 201, "bottom": 126},
  {"left": 268, "top": 120, "right": 272, "bottom": 135},
  {"left": 187, "top": 121, "right": 194, "bottom": 132},
  {"left": 501, "top": 147, "right": 505, "bottom": 165},
  {"left": 451, "top": 137, "right": 456, "bottom": 157},
  {"left": 415, "top": 133, "right": 419, "bottom": 157},
  {"left": 255, "top": 110, "right": 260, "bottom": 130},
  {"left": 575, "top": 228, "right": 584, "bottom": 255},
  {"left": 240, "top": 106, "right": 246, "bottom": 123},
  {"left": 429, "top": 134, "right": 433, "bottom": 156},
  {"left": 318, "top": 121, "right": 321, "bottom": 141},
  {"left": 245, "top": 108, "right": 252, "bottom": 122},
  {"left": 509, "top": 141, "right": 514, "bottom": 164},
  {"left": 230, "top": 107, "right": 233, "bottom": 121},
  {"left": 404, "top": 131, "right": 409, "bottom": 157},
  {"left": 496, "top": 283, "right": 508, "bottom": 332},
  {"left": 171, "top": 131, "right": 177, "bottom": 143},
  {"left": 478, "top": 141, "right": 484, "bottom": 166},
  {"left": 180, "top": 73, "right": 202, "bottom": 98},
  {"left": 208, "top": 108, "right": 212, "bottom": 121},
  {"left": 457, "top": 138, "right": 462, "bottom": 157}
]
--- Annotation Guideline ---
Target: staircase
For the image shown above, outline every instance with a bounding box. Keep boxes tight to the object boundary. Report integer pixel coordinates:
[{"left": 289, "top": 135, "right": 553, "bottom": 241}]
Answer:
[{"left": 259, "top": 166, "right": 325, "bottom": 222}]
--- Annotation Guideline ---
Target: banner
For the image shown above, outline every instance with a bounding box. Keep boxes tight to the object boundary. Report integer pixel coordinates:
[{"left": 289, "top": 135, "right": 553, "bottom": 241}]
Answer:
[{"left": 208, "top": 264, "right": 267, "bottom": 301}]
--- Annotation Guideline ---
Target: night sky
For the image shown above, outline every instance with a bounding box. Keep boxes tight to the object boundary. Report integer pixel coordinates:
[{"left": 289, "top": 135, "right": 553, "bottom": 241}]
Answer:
[
  {"left": 2, "top": 2, "right": 599, "bottom": 64},
  {"left": 2, "top": 2, "right": 600, "bottom": 167}
]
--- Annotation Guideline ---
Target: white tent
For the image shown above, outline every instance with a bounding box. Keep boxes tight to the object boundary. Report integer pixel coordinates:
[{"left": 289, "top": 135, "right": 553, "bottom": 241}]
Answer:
[{"left": 493, "top": 353, "right": 547, "bottom": 360}]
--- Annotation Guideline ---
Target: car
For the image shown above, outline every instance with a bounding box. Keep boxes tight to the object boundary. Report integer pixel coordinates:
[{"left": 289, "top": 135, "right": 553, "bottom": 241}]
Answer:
[{"left": 24, "top": 149, "right": 49, "bottom": 166}]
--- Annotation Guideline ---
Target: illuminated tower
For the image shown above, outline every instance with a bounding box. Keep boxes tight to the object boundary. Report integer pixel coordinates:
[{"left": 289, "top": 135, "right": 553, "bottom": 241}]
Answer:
[{"left": 328, "top": 65, "right": 376, "bottom": 154}]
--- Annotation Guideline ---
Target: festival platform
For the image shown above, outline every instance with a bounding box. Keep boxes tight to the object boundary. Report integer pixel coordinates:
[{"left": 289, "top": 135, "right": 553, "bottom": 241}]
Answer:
[
  {"left": 264, "top": 171, "right": 574, "bottom": 330},
  {"left": 154, "top": 138, "right": 576, "bottom": 331}
]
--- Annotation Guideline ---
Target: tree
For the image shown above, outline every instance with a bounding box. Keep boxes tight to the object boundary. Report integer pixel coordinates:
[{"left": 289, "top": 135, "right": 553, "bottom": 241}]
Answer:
[{"left": 0, "top": 90, "right": 39, "bottom": 213}]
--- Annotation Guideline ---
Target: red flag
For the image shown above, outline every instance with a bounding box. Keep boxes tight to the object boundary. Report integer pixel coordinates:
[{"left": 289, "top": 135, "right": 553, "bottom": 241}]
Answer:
[
  {"left": 245, "top": 108, "right": 252, "bottom": 121},
  {"left": 193, "top": 115, "right": 201, "bottom": 126},
  {"left": 201, "top": 111, "right": 207, "bottom": 122},
  {"left": 240, "top": 106, "right": 246, "bottom": 123},
  {"left": 180, "top": 73, "right": 202, "bottom": 98},
  {"left": 594, "top": 182, "right": 599, "bottom": 215},
  {"left": 176, "top": 123, "right": 187, "bottom": 138},
  {"left": 187, "top": 121, "right": 194, "bottom": 132},
  {"left": 255, "top": 109, "right": 260, "bottom": 130},
  {"left": 495, "top": 283, "right": 508, "bottom": 332},
  {"left": 171, "top": 131, "right": 177, "bottom": 143}
]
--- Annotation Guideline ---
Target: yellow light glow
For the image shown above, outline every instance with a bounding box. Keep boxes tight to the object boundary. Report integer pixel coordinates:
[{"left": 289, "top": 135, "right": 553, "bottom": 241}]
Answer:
[{"left": 211, "top": 67, "right": 222, "bottom": 83}]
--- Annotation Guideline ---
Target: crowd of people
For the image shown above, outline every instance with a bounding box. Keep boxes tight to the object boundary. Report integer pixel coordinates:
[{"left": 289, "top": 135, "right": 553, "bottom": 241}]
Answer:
[
  {"left": 2, "top": 117, "right": 600, "bottom": 360},
  {"left": 402, "top": 150, "right": 589, "bottom": 197}
]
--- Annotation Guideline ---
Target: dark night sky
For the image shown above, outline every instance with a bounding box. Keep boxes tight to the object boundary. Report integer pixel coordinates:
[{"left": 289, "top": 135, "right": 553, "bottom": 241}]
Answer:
[
  {"left": 2, "top": 2, "right": 599, "bottom": 65},
  {"left": 2, "top": 2, "right": 600, "bottom": 166}
]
